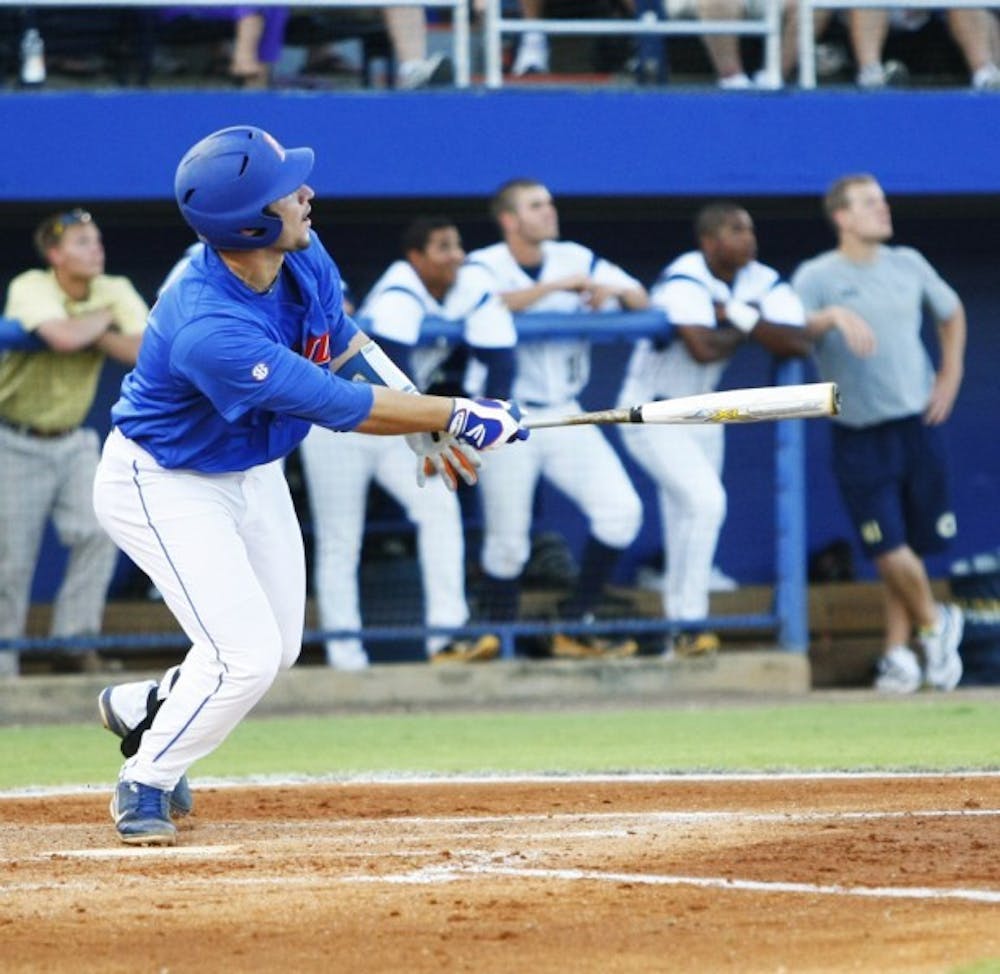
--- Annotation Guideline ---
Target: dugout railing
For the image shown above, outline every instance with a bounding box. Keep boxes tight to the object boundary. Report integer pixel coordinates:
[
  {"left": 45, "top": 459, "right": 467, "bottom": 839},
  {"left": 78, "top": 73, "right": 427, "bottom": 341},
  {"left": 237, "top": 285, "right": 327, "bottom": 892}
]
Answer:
[
  {"left": 482, "top": 0, "right": 783, "bottom": 88},
  {"left": 0, "top": 310, "right": 810, "bottom": 669}
]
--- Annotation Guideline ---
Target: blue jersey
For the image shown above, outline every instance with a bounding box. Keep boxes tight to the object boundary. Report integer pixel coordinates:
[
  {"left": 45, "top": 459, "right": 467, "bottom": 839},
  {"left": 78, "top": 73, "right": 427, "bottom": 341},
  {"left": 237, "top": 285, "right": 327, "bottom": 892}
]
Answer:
[{"left": 113, "top": 233, "right": 374, "bottom": 472}]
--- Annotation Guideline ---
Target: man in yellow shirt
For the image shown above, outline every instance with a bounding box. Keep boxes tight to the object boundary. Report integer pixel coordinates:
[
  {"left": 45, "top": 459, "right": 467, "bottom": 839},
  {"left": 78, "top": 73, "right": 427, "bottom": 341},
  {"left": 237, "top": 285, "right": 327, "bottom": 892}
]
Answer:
[{"left": 0, "top": 209, "right": 148, "bottom": 676}]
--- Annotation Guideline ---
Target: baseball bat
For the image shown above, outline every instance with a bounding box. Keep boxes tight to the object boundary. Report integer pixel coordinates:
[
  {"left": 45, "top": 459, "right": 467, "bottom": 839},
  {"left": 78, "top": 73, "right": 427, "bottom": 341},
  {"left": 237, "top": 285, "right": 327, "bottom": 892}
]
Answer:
[{"left": 522, "top": 382, "right": 840, "bottom": 430}]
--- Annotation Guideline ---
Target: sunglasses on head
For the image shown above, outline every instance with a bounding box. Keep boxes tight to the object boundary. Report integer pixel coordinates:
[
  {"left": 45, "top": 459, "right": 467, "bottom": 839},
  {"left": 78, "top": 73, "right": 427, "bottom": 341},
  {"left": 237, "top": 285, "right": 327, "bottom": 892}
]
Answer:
[{"left": 49, "top": 209, "right": 93, "bottom": 239}]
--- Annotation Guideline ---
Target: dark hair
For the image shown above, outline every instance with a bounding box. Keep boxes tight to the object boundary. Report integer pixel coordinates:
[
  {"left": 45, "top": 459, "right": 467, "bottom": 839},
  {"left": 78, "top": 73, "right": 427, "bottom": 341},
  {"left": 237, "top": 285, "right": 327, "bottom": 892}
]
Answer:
[
  {"left": 694, "top": 201, "right": 745, "bottom": 240},
  {"left": 401, "top": 215, "right": 457, "bottom": 255},
  {"left": 489, "top": 178, "right": 544, "bottom": 223},
  {"left": 824, "top": 173, "right": 877, "bottom": 219},
  {"left": 33, "top": 208, "right": 94, "bottom": 260}
]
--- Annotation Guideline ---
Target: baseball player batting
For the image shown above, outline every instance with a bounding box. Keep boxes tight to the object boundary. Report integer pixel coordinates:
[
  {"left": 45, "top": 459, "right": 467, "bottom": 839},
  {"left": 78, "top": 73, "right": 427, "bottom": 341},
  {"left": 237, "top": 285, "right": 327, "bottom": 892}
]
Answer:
[
  {"left": 92, "top": 125, "right": 527, "bottom": 846},
  {"left": 466, "top": 178, "right": 647, "bottom": 658}
]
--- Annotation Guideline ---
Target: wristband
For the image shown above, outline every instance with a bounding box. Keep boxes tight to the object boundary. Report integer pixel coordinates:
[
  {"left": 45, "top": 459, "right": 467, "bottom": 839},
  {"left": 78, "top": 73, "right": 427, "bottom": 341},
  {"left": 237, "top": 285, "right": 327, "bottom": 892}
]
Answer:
[
  {"left": 336, "top": 340, "right": 417, "bottom": 393},
  {"left": 724, "top": 299, "right": 760, "bottom": 334}
]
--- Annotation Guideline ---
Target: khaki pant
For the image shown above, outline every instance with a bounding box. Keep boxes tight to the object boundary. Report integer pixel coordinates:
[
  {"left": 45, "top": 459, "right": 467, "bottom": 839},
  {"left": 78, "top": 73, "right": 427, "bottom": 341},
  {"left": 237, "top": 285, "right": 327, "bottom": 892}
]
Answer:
[{"left": 0, "top": 425, "right": 117, "bottom": 676}]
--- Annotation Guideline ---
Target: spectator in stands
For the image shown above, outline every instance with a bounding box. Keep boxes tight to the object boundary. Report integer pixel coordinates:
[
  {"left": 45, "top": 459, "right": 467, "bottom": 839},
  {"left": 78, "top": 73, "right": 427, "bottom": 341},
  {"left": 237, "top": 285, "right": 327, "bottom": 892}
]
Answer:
[
  {"left": 0, "top": 209, "right": 147, "bottom": 676},
  {"left": 383, "top": 7, "right": 453, "bottom": 87},
  {"left": 793, "top": 173, "right": 966, "bottom": 693},
  {"left": 159, "top": 6, "right": 290, "bottom": 88},
  {"left": 467, "top": 179, "right": 647, "bottom": 658},
  {"left": 617, "top": 202, "right": 811, "bottom": 656},
  {"left": 847, "top": 9, "right": 1000, "bottom": 90},
  {"left": 511, "top": 0, "right": 550, "bottom": 75},
  {"left": 299, "top": 216, "right": 514, "bottom": 669}
]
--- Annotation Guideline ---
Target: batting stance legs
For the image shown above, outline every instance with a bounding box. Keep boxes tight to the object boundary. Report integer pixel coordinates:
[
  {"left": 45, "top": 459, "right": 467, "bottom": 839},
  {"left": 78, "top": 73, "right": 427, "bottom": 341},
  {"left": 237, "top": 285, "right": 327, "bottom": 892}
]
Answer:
[
  {"left": 93, "top": 429, "right": 305, "bottom": 792},
  {"left": 478, "top": 416, "right": 642, "bottom": 654},
  {"left": 619, "top": 423, "right": 726, "bottom": 637}
]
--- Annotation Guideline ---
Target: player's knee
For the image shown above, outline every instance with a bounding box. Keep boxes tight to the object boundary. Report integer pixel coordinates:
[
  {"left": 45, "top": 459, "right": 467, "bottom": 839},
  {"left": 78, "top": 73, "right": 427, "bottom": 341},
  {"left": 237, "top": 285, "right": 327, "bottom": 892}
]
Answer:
[
  {"left": 591, "top": 487, "right": 643, "bottom": 549},
  {"left": 481, "top": 535, "right": 530, "bottom": 580},
  {"left": 700, "top": 479, "right": 727, "bottom": 529}
]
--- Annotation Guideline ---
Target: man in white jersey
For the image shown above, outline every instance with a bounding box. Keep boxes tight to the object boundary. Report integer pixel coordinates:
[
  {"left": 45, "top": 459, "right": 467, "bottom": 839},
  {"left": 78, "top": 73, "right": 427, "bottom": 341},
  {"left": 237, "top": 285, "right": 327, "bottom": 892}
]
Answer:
[
  {"left": 794, "top": 173, "right": 966, "bottom": 694},
  {"left": 617, "top": 202, "right": 812, "bottom": 656},
  {"left": 300, "top": 216, "right": 516, "bottom": 669},
  {"left": 466, "top": 179, "right": 647, "bottom": 658}
]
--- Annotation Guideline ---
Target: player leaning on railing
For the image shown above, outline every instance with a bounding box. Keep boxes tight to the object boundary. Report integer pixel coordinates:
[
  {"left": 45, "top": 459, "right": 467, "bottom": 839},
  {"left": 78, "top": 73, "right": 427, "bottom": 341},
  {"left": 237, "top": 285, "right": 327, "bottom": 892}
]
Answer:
[{"left": 91, "top": 125, "right": 528, "bottom": 846}]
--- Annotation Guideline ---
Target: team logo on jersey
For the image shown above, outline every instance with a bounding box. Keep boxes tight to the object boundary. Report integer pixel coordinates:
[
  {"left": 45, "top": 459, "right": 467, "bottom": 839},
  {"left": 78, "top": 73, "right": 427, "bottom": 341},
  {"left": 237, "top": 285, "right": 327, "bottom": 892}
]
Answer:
[
  {"left": 251, "top": 362, "right": 269, "bottom": 381},
  {"left": 936, "top": 512, "right": 957, "bottom": 538},
  {"left": 860, "top": 519, "right": 883, "bottom": 545},
  {"left": 304, "top": 333, "right": 331, "bottom": 365},
  {"left": 261, "top": 131, "right": 286, "bottom": 161}
]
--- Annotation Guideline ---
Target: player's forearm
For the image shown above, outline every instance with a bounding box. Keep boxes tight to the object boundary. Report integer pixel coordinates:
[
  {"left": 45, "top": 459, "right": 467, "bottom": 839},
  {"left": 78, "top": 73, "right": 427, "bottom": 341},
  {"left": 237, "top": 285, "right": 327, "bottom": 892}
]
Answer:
[
  {"left": 936, "top": 305, "right": 966, "bottom": 381},
  {"left": 618, "top": 286, "right": 650, "bottom": 311},
  {"left": 500, "top": 283, "right": 560, "bottom": 312},
  {"left": 94, "top": 330, "right": 143, "bottom": 366},
  {"left": 751, "top": 321, "right": 813, "bottom": 358},
  {"left": 354, "top": 387, "right": 454, "bottom": 435},
  {"left": 35, "top": 309, "right": 113, "bottom": 352}
]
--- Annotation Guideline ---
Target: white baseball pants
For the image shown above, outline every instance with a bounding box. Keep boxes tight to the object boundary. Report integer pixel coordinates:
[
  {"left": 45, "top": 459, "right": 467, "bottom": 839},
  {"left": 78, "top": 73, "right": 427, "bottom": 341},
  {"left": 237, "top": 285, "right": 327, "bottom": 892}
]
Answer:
[
  {"left": 299, "top": 428, "right": 468, "bottom": 662},
  {"left": 619, "top": 422, "right": 726, "bottom": 622},
  {"left": 93, "top": 429, "right": 305, "bottom": 792},
  {"left": 479, "top": 404, "right": 643, "bottom": 580}
]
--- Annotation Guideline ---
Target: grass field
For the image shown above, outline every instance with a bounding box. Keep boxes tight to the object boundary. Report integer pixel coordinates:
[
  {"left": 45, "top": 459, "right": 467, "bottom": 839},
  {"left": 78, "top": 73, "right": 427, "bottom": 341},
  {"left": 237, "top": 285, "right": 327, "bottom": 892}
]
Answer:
[{"left": 2, "top": 696, "right": 999, "bottom": 790}]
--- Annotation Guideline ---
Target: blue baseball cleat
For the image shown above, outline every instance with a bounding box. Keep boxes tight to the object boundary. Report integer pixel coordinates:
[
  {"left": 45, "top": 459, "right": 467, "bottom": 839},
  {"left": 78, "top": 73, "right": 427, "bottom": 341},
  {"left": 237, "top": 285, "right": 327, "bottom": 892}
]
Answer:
[
  {"left": 111, "top": 780, "right": 177, "bottom": 846},
  {"left": 98, "top": 686, "right": 193, "bottom": 818}
]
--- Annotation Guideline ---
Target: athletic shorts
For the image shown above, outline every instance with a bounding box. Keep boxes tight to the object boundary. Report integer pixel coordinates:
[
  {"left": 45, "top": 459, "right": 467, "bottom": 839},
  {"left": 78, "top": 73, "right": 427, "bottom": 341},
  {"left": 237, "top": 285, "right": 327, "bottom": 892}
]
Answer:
[{"left": 831, "top": 415, "right": 956, "bottom": 559}]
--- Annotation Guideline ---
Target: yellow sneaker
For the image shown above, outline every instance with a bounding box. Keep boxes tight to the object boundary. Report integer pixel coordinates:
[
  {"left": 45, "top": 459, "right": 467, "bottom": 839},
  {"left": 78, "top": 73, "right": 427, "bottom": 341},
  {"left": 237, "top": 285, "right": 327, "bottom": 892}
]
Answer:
[
  {"left": 668, "top": 632, "right": 721, "bottom": 658},
  {"left": 431, "top": 634, "right": 501, "bottom": 664},
  {"left": 550, "top": 632, "right": 639, "bottom": 659}
]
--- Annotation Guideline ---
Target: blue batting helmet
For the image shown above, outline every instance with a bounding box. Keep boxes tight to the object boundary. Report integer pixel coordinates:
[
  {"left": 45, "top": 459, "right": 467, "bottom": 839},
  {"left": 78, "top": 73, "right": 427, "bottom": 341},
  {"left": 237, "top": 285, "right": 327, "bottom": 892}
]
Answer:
[{"left": 174, "top": 125, "right": 314, "bottom": 250}]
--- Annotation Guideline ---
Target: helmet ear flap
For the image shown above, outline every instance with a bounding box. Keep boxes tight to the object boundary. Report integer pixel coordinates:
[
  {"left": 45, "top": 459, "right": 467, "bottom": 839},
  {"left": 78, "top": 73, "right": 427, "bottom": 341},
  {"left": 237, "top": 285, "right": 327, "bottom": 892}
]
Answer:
[{"left": 174, "top": 126, "right": 314, "bottom": 251}]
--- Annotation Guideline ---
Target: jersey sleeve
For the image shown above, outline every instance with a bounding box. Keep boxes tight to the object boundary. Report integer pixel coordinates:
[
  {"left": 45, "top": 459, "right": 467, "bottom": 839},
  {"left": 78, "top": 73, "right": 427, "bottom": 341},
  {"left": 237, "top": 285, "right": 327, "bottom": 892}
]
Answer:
[
  {"left": 760, "top": 281, "right": 806, "bottom": 327},
  {"left": 364, "top": 288, "right": 425, "bottom": 346},
  {"left": 3, "top": 272, "right": 67, "bottom": 331},
  {"left": 104, "top": 277, "right": 150, "bottom": 335},
  {"left": 591, "top": 257, "right": 642, "bottom": 294},
  {"left": 899, "top": 247, "right": 960, "bottom": 321},
  {"left": 171, "top": 315, "right": 373, "bottom": 431},
  {"left": 651, "top": 276, "right": 715, "bottom": 327}
]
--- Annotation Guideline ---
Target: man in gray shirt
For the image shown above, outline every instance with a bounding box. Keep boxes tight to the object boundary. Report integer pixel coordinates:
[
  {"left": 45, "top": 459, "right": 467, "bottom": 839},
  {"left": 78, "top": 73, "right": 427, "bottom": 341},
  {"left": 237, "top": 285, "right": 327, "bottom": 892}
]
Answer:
[{"left": 793, "top": 173, "right": 967, "bottom": 694}]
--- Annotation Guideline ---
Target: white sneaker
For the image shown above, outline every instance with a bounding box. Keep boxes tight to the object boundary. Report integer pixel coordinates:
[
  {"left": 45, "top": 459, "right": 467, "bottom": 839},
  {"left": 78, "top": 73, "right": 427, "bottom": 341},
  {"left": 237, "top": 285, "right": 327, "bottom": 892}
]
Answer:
[
  {"left": 874, "top": 645, "right": 922, "bottom": 694},
  {"left": 718, "top": 72, "right": 752, "bottom": 90},
  {"left": 919, "top": 603, "right": 964, "bottom": 691},
  {"left": 396, "top": 53, "right": 453, "bottom": 90},
  {"left": 512, "top": 33, "right": 549, "bottom": 76},
  {"left": 327, "top": 643, "right": 370, "bottom": 671},
  {"left": 709, "top": 565, "right": 738, "bottom": 592},
  {"left": 972, "top": 63, "right": 1000, "bottom": 91}
]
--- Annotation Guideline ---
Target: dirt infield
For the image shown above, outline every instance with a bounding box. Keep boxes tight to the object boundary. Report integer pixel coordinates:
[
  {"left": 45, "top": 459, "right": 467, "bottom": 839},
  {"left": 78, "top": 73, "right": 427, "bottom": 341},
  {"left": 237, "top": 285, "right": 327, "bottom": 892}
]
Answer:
[{"left": 2, "top": 774, "right": 999, "bottom": 973}]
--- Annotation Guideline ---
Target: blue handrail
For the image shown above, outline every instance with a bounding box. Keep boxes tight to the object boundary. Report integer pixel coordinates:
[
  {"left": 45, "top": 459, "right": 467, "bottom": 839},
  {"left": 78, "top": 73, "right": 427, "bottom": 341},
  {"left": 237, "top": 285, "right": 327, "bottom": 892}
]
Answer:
[{"left": 1, "top": 310, "right": 810, "bottom": 660}]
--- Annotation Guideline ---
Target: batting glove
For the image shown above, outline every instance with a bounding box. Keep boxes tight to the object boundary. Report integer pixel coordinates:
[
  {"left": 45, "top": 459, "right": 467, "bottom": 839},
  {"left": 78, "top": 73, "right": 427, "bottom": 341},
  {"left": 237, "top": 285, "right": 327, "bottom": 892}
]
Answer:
[
  {"left": 405, "top": 432, "right": 481, "bottom": 491},
  {"left": 448, "top": 397, "right": 529, "bottom": 451}
]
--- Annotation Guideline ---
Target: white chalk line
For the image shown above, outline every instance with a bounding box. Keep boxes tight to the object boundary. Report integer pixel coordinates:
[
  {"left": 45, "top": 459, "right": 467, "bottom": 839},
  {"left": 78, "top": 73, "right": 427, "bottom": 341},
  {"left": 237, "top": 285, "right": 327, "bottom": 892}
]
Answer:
[
  {"left": 5, "top": 863, "right": 997, "bottom": 907},
  {"left": 4, "top": 768, "right": 1000, "bottom": 800},
  {"left": 354, "top": 864, "right": 1000, "bottom": 905}
]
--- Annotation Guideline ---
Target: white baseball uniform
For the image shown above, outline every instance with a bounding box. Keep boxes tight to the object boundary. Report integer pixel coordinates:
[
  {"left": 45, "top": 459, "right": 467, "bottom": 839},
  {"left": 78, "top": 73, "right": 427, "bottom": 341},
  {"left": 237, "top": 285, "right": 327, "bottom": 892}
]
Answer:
[
  {"left": 466, "top": 241, "right": 643, "bottom": 580},
  {"left": 299, "top": 259, "right": 516, "bottom": 667},
  {"left": 617, "top": 250, "right": 805, "bottom": 622}
]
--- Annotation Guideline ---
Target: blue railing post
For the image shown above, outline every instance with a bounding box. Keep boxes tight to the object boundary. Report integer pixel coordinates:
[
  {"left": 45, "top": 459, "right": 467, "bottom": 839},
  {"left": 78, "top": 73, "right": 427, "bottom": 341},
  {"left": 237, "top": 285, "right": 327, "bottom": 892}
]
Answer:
[{"left": 773, "top": 358, "right": 808, "bottom": 653}]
